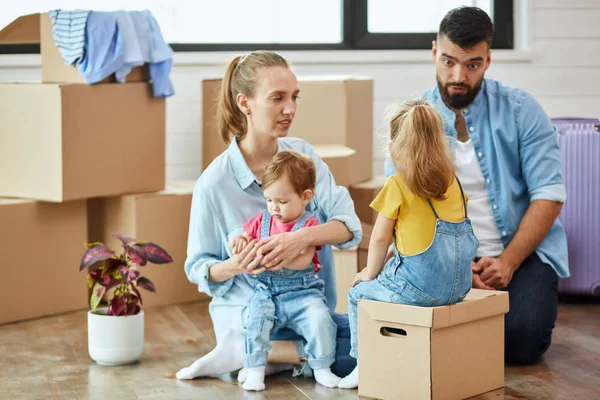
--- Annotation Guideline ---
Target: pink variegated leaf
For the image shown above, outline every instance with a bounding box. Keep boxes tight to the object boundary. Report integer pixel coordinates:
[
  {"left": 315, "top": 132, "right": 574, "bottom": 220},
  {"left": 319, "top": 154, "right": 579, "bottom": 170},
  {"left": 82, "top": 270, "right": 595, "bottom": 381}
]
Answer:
[
  {"left": 129, "top": 269, "right": 140, "bottom": 282},
  {"left": 117, "top": 266, "right": 139, "bottom": 283},
  {"left": 126, "top": 245, "right": 148, "bottom": 266},
  {"left": 136, "top": 277, "right": 156, "bottom": 293},
  {"left": 110, "top": 295, "right": 126, "bottom": 316},
  {"left": 80, "top": 245, "right": 114, "bottom": 271},
  {"left": 100, "top": 275, "right": 121, "bottom": 291},
  {"left": 125, "top": 297, "right": 141, "bottom": 315},
  {"left": 103, "top": 258, "right": 124, "bottom": 276},
  {"left": 90, "top": 282, "right": 106, "bottom": 310},
  {"left": 118, "top": 266, "right": 129, "bottom": 281},
  {"left": 111, "top": 232, "right": 136, "bottom": 246},
  {"left": 139, "top": 242, "right": 173, "bottom": 264},
  {"left": 131, "top": 283, "right": 143, "bottom": 305}
]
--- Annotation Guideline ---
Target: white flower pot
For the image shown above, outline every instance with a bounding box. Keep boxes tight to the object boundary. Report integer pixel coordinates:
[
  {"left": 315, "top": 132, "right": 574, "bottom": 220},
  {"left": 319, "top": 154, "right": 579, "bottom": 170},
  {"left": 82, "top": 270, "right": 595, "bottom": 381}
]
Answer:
[{"left": 87, "top": 308, "right": 144, "bottom": 366}]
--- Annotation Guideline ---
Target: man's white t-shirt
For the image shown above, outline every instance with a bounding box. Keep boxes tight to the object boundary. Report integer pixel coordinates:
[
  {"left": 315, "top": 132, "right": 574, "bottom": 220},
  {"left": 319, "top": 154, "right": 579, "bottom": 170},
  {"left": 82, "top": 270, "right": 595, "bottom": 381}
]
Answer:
[{"left": 454, "top": 139, "right": 505, "bottom": 257}]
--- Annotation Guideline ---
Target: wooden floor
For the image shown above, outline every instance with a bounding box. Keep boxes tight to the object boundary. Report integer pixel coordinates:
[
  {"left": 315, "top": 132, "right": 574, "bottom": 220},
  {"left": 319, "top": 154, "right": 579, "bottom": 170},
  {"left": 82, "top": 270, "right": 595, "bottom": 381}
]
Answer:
[{"left": 1, "top": 298, "right": 599, "bottom": 400}]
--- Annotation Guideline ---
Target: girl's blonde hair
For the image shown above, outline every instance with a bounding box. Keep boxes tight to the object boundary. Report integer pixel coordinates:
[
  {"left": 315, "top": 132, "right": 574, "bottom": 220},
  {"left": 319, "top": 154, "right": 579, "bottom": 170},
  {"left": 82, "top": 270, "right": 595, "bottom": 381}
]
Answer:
[
  {"left": 218, "top": 51, "right": 289, "bottom": 144},
  {"left": 390, "top": 99, "right": 454, "bottom": 201},
  {"left": 263, "top": 150, "right": 316, "bottom": 196}
]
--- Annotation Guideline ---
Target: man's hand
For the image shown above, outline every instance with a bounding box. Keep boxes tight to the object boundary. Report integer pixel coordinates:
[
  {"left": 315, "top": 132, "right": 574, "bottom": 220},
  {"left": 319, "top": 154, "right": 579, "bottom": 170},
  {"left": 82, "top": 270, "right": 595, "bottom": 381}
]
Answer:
[
  {"left": 471, "top": 257, "right": 496, "bottom": 290},
  {"left": 477, "top": 256, "right": 517, "bottom": 289}
]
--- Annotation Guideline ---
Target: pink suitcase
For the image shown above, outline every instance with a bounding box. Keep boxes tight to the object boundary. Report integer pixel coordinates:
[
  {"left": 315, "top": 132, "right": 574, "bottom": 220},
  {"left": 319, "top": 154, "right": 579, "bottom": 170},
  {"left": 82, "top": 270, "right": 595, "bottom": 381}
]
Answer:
[{"left": 553, "top": 118, "right": 600, "bottom": 296}]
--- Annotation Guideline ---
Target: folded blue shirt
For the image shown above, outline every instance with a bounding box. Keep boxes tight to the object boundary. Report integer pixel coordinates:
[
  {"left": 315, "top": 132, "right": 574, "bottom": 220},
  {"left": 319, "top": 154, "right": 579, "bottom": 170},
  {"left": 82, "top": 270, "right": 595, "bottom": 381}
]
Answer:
[{"left": 63, "top": 10, "right": 175, "bottom": 98}]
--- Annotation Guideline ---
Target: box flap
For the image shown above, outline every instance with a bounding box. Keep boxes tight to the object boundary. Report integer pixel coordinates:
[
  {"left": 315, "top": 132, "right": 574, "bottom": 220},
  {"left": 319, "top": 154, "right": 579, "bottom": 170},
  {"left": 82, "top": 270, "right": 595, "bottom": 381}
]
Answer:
[
  {"left": 0, "top": 14, "right": 40, "bottom": 45},
  {"left": 314, "top": 144, "right": 356, "bottom": 159},
  {"left": 431, "top": 289, "right": 509, "bottom": 329},
  {"left": 350, "top": 175, "right": 387, "bottom": 190},
  {"left": 359, "top": 289, "right": 509, "bottom": 328},
  {"left": 359, "top": 299, "right": 435, "bottom": 327}
]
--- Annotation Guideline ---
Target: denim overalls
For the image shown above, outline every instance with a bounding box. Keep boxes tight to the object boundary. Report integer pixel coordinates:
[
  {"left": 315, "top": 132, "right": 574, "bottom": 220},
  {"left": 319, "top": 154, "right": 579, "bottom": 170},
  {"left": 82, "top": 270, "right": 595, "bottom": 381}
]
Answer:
[
  {"left": 348, "top": 177, "right": 478, "bottom": 358},
  {"left": 243, "top": 210, "right": 337, "bottom": 370}
]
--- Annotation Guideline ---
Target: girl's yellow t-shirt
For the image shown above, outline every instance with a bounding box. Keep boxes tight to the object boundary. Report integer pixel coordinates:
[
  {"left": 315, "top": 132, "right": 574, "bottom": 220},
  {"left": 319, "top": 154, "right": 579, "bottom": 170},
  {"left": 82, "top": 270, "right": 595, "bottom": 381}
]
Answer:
[{"left": 370, "top": 174, "right": 468, "bottom": 256}]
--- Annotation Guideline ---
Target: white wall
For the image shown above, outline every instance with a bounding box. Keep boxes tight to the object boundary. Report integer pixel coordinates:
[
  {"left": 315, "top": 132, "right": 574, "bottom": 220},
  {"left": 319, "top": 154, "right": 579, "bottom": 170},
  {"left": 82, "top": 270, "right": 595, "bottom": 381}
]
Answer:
[{"left": 1, "top": 0, "right": 599, "bottom": 182}]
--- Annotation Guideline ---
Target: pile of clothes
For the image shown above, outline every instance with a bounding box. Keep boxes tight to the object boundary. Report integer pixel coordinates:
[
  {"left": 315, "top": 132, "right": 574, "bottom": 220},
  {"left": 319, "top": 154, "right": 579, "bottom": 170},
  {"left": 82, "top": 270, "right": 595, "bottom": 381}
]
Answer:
[{"left": 49, "top": 9, "right": 175, "bottom": 98}]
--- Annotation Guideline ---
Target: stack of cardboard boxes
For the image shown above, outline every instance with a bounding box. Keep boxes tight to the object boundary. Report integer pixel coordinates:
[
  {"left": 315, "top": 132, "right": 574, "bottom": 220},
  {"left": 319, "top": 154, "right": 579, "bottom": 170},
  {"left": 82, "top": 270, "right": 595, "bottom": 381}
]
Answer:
[
  {"left": 201, "top": 75, "right": 388, "bottom": 313},
  {"left": 0, "top": 13, "right": 204, "bottom": 325}
]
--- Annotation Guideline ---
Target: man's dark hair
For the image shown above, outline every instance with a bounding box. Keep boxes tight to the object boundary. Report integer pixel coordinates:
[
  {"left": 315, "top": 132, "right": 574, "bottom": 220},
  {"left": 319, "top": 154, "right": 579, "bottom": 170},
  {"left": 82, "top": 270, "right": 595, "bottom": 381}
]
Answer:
[{"left": 438, "top": 7, "right": 494, "bottom": 48}]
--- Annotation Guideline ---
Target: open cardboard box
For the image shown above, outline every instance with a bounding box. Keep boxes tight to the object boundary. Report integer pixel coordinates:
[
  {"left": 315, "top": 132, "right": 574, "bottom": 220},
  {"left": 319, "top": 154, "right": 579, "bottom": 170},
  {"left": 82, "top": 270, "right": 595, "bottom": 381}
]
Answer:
[
  {"left": 0, "top": 13, "right": 146, "bottom": 84},
  {"left": 201, "top": 76, "right": 374, "bottom": 186},
  {"left": 358, "top": 289, "right": 509, "bottom": 400}
]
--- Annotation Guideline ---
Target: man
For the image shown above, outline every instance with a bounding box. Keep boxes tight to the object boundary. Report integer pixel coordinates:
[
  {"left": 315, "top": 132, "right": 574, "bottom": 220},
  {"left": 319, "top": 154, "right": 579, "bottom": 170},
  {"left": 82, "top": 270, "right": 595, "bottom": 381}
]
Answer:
[{"left": 385, "top": 6, "right": 569, "bottom": 365}]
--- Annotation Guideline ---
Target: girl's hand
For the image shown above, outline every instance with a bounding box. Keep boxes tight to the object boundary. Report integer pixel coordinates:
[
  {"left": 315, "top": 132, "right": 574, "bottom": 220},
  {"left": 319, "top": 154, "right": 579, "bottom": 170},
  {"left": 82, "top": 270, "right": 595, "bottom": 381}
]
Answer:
[
  {"left": 250, "top": 230, "right": 310, "bottom": 270},
  {"left": 351, "top": 268, "right": 380, "bottom": 287},
  {"left": 229, "top": 235, "right": 249, "bottom": 255},
  {"left": 230, "top": 239, "right": 267, "bottom": 275}
]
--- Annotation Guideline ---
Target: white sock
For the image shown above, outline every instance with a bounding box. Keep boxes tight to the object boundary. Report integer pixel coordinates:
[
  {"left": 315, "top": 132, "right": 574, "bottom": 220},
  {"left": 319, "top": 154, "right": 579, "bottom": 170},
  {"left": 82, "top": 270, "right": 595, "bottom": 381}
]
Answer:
[
  {"left": 238, "top": 363, "right": 294, "bottom": 383},
  {"left": 314, "top": 368, "right": 341, "bottom": 388},
  {"left": 338, "top": 365, "right": 359, "bottom": 389},
  {"left": 241, "top": 366, "right": 266, "bottom": 391},
  {"left": 176, "top": 327, "right": 244, "bottom": 379}
]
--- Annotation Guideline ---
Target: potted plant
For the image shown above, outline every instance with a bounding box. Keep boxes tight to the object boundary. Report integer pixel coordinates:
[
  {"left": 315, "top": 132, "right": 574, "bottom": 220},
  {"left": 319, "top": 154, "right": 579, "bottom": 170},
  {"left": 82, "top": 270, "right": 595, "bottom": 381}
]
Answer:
[{"left": 79, "top": 232, "right": 173, "bottom": 366}]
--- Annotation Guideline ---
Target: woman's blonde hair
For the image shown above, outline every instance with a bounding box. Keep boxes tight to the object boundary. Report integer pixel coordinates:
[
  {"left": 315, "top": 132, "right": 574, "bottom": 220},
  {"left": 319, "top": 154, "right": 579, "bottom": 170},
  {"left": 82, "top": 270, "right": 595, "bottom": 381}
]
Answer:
[
  {"left": 263, "top": 150, "right": 316, "bottom": 196},
  {"left": 390, "top": 99, "right": 454, "bottom": 201},
  {"left": 218, "top": 51, "right": 289, "bottom": 144}
]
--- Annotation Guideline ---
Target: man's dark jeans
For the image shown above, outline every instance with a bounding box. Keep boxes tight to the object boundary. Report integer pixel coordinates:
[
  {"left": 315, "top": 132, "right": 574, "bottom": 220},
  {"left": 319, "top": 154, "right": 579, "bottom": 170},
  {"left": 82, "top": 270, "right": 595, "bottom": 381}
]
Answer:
[{"left": 504, "top": 252, "right": 559, "bottom": 365}]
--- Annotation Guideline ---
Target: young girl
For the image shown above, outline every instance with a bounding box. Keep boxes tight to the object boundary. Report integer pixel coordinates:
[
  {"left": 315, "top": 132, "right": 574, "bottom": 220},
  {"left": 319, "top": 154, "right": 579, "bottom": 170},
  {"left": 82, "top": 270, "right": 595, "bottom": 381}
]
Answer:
[
  {"left": 338, "top": 99, "right": 479, "bottom": 389},
  {"left": 229, "top": 150, "right": 341, "bottom": 391}
]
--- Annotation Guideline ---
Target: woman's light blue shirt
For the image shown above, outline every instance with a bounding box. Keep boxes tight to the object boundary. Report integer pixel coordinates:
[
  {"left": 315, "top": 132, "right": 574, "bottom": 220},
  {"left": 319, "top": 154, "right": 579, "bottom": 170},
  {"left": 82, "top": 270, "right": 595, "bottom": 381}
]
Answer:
[{"left": 185, "top": 137, "right": 362, "bottom": 337}]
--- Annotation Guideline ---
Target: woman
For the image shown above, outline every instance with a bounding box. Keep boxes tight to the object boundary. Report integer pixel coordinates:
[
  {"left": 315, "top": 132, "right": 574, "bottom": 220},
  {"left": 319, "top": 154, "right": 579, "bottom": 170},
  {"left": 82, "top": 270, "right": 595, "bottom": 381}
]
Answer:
[{"left": 176, "top": 50, "right": 361, "bottom": 380}]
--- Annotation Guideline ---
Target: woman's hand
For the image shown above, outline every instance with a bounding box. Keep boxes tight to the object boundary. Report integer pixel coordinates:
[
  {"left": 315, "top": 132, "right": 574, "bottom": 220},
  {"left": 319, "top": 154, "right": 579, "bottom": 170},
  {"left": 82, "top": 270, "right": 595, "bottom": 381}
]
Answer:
[{"left": 250, "top": 230, "right": 310, "bottom": 271}]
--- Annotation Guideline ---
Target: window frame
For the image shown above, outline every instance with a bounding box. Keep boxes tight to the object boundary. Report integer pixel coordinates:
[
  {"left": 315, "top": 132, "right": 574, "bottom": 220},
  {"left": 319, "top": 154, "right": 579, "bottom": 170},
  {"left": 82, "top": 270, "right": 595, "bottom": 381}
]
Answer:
[
  {"left": 349, "top": 0, "right": 513, "bottom": 50},
  {"left": 0, "top": 0, "right": 513, "bottom": 54}
]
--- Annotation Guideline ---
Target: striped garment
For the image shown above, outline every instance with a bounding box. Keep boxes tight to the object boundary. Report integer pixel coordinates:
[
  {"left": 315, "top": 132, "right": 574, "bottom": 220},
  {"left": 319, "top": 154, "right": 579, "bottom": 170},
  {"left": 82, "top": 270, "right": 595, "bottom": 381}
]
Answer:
[{"left": 48, "top": 9, "right": 90, "bottom": 67}]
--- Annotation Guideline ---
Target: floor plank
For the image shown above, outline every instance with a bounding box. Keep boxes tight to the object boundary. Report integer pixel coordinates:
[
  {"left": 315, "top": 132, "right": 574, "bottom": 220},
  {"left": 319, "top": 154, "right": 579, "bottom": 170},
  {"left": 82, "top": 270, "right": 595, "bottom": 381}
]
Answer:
[{"left": 1, "top": 298, "right": 599, "bottom": 400}]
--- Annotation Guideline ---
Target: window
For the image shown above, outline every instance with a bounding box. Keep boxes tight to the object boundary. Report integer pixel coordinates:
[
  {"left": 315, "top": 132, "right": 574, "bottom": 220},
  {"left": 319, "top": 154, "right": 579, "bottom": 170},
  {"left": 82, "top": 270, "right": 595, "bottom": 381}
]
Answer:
[
  {"left": 0, "top": 0, "right": 513, "bottom": 54},
  {"left": 351, "top": 0, "right": 513, "bottom": 49}
]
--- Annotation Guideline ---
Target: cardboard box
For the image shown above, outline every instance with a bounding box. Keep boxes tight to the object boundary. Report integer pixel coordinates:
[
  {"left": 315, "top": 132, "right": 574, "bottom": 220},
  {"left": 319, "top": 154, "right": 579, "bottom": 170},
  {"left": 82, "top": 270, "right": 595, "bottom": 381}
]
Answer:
[
  {"left": 290, "top": 76, "right": 374, "bottom": 184},
  {"left": 0, "top": 82, "right": 166, "bottom": 202},
  {"left": 0, "top": 13, "right": 146, "bottom": 84},
  {"left": 332, "top": 246, "right": 358, "bottom": 314},
  {"left": 201, "top": 76, "right": 374, "bottom": 185},
  {"left": 358, "top": 289, "right": 509, "bottom": 400},
  {"left": 88, "top": 181, "right": 208, "bottom": 308},
  {"left": 0, "top": 199, "right": 88, "bottom": 325},
  {"left": 314, "top": 145, "right": 357, "bottom": 188},
  {"left": 350, "top": 176, "right": 387, "bottom": 224}
]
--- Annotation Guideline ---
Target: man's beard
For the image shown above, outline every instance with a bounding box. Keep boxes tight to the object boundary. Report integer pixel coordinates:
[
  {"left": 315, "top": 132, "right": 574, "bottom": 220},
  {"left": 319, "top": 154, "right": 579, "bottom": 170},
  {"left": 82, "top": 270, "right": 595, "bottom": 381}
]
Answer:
[{"left": 437, "top": 75, "right": 483, "bottom": 110}]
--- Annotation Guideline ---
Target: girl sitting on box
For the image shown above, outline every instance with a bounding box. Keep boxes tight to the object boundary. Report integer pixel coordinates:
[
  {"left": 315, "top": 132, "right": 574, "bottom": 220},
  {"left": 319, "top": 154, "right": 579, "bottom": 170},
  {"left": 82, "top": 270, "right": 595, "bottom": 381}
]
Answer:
[{"left": 338, "top": 98, "right": 479, "bottom": 389}]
